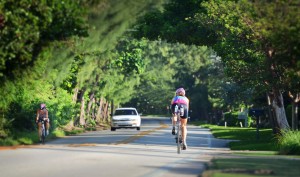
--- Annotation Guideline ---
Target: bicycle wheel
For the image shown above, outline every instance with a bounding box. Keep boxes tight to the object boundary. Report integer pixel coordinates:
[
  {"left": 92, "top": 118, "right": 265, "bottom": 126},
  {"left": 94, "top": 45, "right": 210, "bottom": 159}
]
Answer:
[
  {"left": 177, "top": 125, "right": 181, "bottom": 154},
  {"left": 176, "top": 114, "right": 181, "bottom": 154}
]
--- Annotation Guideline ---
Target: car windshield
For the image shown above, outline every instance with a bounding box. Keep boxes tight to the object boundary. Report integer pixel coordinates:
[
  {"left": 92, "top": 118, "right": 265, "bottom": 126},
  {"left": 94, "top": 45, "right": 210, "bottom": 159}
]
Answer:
[{"left": 114, "top": 109, "right": 137, "bottom": 116}]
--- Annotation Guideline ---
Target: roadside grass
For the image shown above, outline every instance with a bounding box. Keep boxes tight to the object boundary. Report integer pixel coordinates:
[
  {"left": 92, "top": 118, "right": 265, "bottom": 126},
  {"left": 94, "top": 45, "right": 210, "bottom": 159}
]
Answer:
[
  {"left": 193, "top": 122, "right": 300, "bottom": 177},
  {"left": 0, "top": 120, "right": 112, "bottom": 147},
  {"left": 0, "top": 127, "right": 86, "bottom": 146},
  {"left": 0, "top": 131, "right": 38, "bottom": 146},
  {"left": 198, "top": 124, "right": 279, "bottom": 151},
  {"left": 202, "top": 157, "right": 300, "bottom": 177}
]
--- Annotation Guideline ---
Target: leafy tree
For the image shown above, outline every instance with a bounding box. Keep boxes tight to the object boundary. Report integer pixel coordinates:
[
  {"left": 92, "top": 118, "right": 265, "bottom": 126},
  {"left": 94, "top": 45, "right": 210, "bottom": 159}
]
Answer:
[
  {"left": 197, "top": 0, "right": 300, "bottom": 130},
  {"left": 123, "top": 39, "right": 214, "bottom": 120},
  {"left": 0, "top": 0, "right": 88, "bottom": 82},
  {"left": 133, "top": 0, "right": 300, "bottom": 131}
]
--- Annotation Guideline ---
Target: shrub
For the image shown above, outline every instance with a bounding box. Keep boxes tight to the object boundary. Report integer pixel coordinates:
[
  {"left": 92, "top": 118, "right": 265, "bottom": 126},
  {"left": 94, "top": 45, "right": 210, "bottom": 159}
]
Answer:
[
  {"left": 224, "top": 112, "right": 252, "bottom": 127},
  {"left": 17, "top": 137, "right": 33, "bottom": 145},
  {"left": 278, "top": 130, "right": 300, "bottom": 155},
  {"left": 0, "top": 137, "right": 19, "bottom": 146}
]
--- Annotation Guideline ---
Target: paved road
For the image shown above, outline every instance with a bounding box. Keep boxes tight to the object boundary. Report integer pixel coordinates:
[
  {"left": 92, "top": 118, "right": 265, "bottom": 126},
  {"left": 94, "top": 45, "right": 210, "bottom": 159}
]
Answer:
[{"left": 0, "top": 117, "right": 233, "bottom": 177}]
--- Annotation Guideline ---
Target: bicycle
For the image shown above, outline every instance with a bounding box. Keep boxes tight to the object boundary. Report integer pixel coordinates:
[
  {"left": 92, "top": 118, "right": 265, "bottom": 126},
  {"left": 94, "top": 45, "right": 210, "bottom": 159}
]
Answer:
[
  {"left": 38, "top": 119, "right": 48, "bottom": 144},
  {"left": 174, "top": 105, "right": 184, "bottom": 154}
]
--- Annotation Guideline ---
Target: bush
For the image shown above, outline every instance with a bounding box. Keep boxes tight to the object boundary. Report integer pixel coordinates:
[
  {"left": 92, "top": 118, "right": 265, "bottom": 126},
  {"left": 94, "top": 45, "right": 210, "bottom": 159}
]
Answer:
[
  {"left": 278, "top": 130, "right": 300, "bottom": 155},
  {"left": 224, "top": 112, "right": 252, "bottom": 127},
  {"left": 0, "top": 137, "right": 19, "bottom": 146}
]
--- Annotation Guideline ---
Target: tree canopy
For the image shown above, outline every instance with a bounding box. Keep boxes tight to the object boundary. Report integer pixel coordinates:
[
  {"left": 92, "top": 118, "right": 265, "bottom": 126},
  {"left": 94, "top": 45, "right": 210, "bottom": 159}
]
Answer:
[{"left": 133, "top": 0, "right": 300, "bottom": 130}]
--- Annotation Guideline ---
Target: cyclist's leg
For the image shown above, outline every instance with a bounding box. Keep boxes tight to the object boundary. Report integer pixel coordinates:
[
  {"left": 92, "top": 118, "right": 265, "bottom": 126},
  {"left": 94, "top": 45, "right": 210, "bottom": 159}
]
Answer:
[
  {"left": 45, "top": 120, "right": 50, "bottom": 135},
  {"left": 37, "top": 121, "right": 42, "bottom": 141},
  {"left": 181, "top": 118, "right": 187, "bottom": 143},
  {"left": 180, "top": 104, "right": 188, "bottom": 149},
  {"left": 171, "top": 104, "right": 177, "bottom": 135}
]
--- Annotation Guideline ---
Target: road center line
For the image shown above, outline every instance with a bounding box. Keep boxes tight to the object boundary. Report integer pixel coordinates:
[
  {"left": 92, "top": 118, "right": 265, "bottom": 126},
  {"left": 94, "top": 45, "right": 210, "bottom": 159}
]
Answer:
[{"left": 114, "top": 122, "right": 169, "bottom": 145}]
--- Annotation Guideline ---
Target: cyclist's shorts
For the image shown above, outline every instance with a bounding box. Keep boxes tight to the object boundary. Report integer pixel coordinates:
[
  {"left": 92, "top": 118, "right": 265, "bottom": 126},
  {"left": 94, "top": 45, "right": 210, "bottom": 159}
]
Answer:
[
  {"left": 37, "top": 118, "right": 49, "bottom": 123},
  {"left": 171, "top": 103, "right": 188, "bottom": 119}
]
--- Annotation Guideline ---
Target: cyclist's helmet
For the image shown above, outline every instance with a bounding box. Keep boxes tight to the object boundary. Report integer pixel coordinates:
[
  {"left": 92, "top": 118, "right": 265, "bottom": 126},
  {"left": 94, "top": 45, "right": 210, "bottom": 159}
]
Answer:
[
  {"left": 40, "top": 103, "right": 46, "bottom": 109},
  {"left": 176, "top": 88, "right": 185, "bottom": 96}
]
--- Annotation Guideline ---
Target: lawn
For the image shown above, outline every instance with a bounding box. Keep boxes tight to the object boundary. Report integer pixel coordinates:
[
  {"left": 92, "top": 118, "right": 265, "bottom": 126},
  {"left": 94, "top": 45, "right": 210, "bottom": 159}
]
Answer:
[
  {"left": 200, "top": 124, "right": 279, "bottom": 151},
  {"left": 202, "top": 156, "right": 300, "bottom": 177},
  {"left": 194, "top": 123, "right": 300, "bottom": 177}
]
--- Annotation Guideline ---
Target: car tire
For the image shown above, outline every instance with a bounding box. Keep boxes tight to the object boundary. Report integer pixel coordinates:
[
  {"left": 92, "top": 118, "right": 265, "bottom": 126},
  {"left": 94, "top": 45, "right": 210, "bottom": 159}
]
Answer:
[
  {"left": 137, "top": 127, "right": 140, "bottom": 131},
  {"left": 111, "top": 127, "right": 116, "bottom": 131}
]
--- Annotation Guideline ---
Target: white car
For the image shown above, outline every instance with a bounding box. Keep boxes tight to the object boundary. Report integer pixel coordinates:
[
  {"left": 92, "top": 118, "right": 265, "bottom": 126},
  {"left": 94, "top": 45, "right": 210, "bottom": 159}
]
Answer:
[{"left": 111, "top": 107, "right": 141, "bottom": 131}]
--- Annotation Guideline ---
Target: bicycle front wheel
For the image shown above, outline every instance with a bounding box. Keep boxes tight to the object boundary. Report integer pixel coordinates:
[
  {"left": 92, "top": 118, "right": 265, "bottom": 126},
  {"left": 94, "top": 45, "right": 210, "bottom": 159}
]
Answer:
[{"left": 41, "top": 124, "right": 45, "bottom": 144}]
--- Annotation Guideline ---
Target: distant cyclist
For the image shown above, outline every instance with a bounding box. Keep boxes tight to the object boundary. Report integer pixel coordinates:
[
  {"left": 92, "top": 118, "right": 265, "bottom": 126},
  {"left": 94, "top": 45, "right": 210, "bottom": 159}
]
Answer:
[
  {"left": 171, "top": 88, "right": 189, "bottom": 150},
  {"left": 36, "top": 103, "right": 50, "bottom": 142}
]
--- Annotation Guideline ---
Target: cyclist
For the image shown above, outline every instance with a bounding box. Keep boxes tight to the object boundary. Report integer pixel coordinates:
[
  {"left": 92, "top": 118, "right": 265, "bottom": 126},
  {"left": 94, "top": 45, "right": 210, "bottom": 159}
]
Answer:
[
  {"left": 35, "top": 103, "right": 50, "bottom": 142},
  {"left": 171, "top": 88, "right": 189, "bottom": 150}
]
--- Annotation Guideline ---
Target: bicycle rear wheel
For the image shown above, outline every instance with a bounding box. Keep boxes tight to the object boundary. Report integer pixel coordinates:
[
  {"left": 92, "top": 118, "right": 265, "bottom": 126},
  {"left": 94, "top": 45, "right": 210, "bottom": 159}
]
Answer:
[
  {"left": 176, "top": 115, "right": 182, "bottom": 154},
  {"left": 177, "top": 129, "right": 181, "bottom": 154}
]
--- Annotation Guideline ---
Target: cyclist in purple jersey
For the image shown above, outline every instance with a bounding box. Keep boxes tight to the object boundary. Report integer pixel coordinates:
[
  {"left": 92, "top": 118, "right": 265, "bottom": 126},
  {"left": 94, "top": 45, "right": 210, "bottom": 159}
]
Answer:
[
  {"left": 171, "top": 95, "right": 189, "bottom": 105},
  {"left": 170, "top": 88, "right": 189, "bottom": 150},
  {"left": 36, "top": 103, "right": 50, "bottom": 142}
]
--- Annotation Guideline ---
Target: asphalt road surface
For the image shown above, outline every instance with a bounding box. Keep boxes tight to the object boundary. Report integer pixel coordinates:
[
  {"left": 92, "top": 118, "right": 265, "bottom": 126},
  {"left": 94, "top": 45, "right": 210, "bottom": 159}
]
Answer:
[{"left": 0, "top": 117, "right": 233, "bottom": 177}]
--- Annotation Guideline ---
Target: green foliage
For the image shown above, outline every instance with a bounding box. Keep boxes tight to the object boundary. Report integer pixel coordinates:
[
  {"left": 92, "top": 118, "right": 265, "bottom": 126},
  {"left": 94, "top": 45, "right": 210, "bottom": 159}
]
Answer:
[
  {"left": 0, "top": 0, "right": 169, "bottom": 143},
  {"left": 113, "top": 38, "right": 146, "bottom": 75},
  {"left": 0, "top": 131, "right": 37, "bottom": 146},
  {"left": 48, "top": 87, "right": 76, "bottom": 129},
  {"left": 198, "top": 0, "right": 300, "bottom": 94},
  {"left": 222, "top": 112, "right": 253, "bottom": 128},
  {"left": 0, "top": 137, "right": 18, "bottom": 146},
  {"left": 122, "top": 39, "right": 214, "bottom": 117},
  {"left": 133, "top": 0, "right": 259, "bottom": 118},
  {"left": 133, "top": 0, "right": 216, "bottom": 45},
  {"left": 51, "top": 129, "right": 66, "bottom": 137},
  {"left": 278, "top": 130, "right": 300, "bottom": 155},
  {"left": 0, "top": 0, "right": 88, "bottom": 81},
  {"left": 0, "top": 112, "right": 12, "bottom": 138},
  {"left": 134, "top": 0, "right": 300, "bottom": 128}
]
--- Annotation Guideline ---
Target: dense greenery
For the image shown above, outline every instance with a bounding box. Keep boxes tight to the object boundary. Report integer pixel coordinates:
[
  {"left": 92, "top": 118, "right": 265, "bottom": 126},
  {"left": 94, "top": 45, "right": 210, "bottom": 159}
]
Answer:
[
  {"left": 0, "top": 0, "right": 168, "bottom": 142},
  {"left": 124, "top": 40, "right": 214, "bottom": 118},
  {"left": 133, "top": 0, "right": 300, "bottom": 131},
  {"left": 278, "top": 130, "right": 300, "bottom": 155}
]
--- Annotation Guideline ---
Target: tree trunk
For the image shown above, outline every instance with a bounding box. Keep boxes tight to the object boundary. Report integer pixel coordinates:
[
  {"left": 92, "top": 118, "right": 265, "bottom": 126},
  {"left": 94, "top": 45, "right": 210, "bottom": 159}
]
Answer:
[
  {"left": 79, "top": 96, "right": 85, "bottom": 126},
  {"left": 110, "top": 100, "right": 114, "bottom": 121},
  {"left": 86, "top": 92, "right": 95, "bottom": 120},
  {"left": 72, "top": 88, "right": 79, "bottom": 103},
  {"left": 77, "top": 89, "right": 86, "bottom": 126},
  {"left": 289, "top": 92, "right": 300, "bottom": 130},
  {"left": 103, "top": 100, "right": 109, "bottom": 123},
  {"left": 268, "top": 89, "right": 290, "bottom": 131},
  {"left": 291, "top": 103, "right": 298, "bottom": 130},
  {"left": 96, "top": 97, "right": 104, "bottom": 122},
  {"left": 267, "top": 93, "right": 278, "bottom": 134}
]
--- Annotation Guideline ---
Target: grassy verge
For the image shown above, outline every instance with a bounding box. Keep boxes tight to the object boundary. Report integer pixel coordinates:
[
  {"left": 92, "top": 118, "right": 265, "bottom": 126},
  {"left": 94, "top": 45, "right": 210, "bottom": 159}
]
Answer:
[
  {"left": 192, "top": 122, "right": 300, "bottom": 177},
  {"left": 0, "top": 126, "right": 95, "bottom": 146},
  {"left": 202, "top": 156, "right": 300, "bottom": 177},
  {"left": 0, "top": 120, "right": 111, "bottom": 146},
  {"left": 198, "top": 124, "right": 279, "bottom": 151}
]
